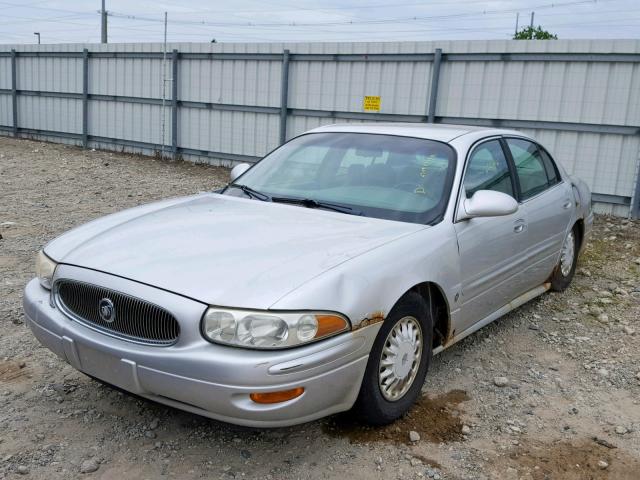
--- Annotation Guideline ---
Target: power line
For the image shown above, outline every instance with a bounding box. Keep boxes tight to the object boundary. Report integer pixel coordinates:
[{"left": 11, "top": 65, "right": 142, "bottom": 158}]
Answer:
[
  {"left": 11, "top": 7, "right": 638, "bottom": 36},
  {"left": 0, "top": 13, "right": 96, "bottom": 27},
  {"left": 98, "top": 14, "right": 640, "bottom": 40},
  {"left": 85, "top": 0, "right": 623, "bottom": 16},
  {"left": 1, "top": 0, "right": 637, "bottom": 44},
  {"left": 104, "top": 0, "right": 616, "bottom": 28},
  {"left": 0, "top": 1, "right": 91, "bottom": 15}
]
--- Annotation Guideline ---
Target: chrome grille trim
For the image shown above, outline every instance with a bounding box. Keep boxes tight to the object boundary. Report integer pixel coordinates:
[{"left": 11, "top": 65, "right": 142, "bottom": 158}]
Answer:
[{"left": 54, "top": 279, "right": 180, "bottom": 346}]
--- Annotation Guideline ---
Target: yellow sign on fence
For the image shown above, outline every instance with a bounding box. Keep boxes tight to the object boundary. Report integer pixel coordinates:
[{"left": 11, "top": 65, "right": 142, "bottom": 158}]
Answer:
[{"left": 363, "top": 96, "right": 381, "bottom": 112}]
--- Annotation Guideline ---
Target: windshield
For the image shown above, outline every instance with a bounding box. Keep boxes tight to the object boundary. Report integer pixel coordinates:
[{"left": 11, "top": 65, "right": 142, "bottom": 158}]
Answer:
[{"left": 224, "top": 132, "right": 457, "bottom": 224}]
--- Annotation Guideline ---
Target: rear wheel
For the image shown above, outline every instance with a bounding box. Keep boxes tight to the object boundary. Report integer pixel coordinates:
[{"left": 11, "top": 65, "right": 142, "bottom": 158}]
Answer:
[
  {"left": 354, "top": 292, "right": 433, "bottom": 425},
  {"left": 550, "top": 226, "right": 578, "bottom": 292}
]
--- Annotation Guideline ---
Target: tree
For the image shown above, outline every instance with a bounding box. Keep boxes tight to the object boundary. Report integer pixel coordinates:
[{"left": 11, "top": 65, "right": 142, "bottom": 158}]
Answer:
[{"left": 513, "top": 26, "right": 558, "bottom": 40}]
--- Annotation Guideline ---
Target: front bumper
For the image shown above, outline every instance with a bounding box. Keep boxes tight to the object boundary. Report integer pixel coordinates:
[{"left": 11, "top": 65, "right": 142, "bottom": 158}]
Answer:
[{"left": 23, "top": 268, "right": 377, "bottom": 427}]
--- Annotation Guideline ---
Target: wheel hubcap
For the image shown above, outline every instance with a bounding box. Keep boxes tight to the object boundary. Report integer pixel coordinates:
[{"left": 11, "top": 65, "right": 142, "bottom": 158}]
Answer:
[
  {"left": 560, "top": 230, "right": 575, "bottom": 277},
  {"left": 378, "top": 316, "right": 423, "bottom": 402}
]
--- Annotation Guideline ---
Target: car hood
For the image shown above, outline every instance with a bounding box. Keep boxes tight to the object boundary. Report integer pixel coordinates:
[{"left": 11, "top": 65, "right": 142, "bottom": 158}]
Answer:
[{"left": 46, "top": 194, "right": 425, "bottom": 309}]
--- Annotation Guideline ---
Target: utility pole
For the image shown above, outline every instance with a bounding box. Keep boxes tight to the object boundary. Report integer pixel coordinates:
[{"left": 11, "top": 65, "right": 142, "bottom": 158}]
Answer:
[
  {"left": 161, "top": 12, "right": 168, "bottom": 158},
  {"left": 34, "top": 32, "right": 40, "bottom": 44},
  {"left": 514, "top": 13, "right": 519, "bottom": 36},
  {"left": 530, "top": 11, "right": 535, "bottom": 29},
  {"left": 101, "top": 0, "right": 107, "bottom": 43}
]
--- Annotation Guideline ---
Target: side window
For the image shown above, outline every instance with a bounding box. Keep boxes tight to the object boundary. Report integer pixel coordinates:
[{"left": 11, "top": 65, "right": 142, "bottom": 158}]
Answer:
[
  {"left": 539, "top": 148, "right": 560, "bottom": 186},
  {"left": 464, "top": 140, "right": 514, "bottom": 199},
  {"left": 506, "top": 138, "right": 550, "bottom": 200}
]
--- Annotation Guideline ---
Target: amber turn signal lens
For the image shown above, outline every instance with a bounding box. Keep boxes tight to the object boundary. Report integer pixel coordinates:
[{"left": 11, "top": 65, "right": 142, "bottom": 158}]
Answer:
[
  {"left": 250, "top": 387, "right": 305, "bottom": 404},
  {"left": 315, "top": 315, "right": 348, "bottom": 339}
]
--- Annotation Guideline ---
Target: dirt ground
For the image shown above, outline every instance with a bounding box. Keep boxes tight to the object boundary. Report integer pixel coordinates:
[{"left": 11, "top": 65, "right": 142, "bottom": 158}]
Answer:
[{"left": 1, "top": 136, "right": 639, "bottom": 480}]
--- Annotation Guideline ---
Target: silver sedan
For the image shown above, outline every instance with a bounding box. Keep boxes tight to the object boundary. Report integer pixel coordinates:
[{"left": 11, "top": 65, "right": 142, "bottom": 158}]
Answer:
[{"left": 24, "top": 123, "right": 593, "bottom": 427}]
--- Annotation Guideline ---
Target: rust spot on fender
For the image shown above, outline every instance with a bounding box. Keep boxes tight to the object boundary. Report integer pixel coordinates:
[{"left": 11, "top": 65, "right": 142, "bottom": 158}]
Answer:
[
  {"left": 352, "top": 311, "right": 385, "bottom": 331},
  {"left": 442, "top": 328, "right": 456, "bottom": 347}
]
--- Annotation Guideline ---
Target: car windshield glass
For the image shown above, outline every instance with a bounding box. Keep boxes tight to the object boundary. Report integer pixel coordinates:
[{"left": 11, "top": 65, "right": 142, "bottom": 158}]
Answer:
[{"left": 223, "top": 132, "right": 457, "bottom": 224}]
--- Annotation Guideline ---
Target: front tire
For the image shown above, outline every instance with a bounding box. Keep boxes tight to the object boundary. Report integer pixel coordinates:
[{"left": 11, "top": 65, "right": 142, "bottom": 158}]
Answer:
[
  {"left": 550, "top": 225, "right": 578, "bottom": 292},
  {"left": 354, "top": 292, "right": 433, "bottom": 425}
]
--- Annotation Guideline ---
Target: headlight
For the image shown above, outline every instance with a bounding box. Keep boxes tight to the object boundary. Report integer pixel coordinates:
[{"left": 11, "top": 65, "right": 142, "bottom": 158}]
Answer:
[
  {"left": 201, "top": 308, "right": 350, "bottom": 349},
  {"left": 35, "top": 250, "right": 57, "bottom": 290}
]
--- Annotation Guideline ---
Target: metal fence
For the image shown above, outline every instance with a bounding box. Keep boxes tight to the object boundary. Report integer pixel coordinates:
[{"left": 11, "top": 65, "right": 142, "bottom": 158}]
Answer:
[{"left": 0, "top": 40, "right": 639, "bottom": 217}]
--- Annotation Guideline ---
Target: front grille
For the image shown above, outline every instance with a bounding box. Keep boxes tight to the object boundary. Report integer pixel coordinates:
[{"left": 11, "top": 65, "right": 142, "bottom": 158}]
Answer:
[{"left": 55, "top": 279, "right": 180, "bottom": 346}]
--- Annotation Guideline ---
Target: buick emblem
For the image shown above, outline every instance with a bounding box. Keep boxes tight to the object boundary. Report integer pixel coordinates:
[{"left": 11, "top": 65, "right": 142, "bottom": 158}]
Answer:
[{"left": 98, "top": 298, "right": 116, "bottom": 323}]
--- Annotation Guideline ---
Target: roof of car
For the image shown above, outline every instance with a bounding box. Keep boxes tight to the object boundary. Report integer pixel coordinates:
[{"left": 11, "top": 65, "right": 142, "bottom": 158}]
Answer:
[{"left": 306, "top": 123, "right": 523, "bottom": 143}]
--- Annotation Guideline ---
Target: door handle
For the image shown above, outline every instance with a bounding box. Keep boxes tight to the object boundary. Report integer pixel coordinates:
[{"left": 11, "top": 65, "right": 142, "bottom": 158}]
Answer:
[
  {"left": 513, "top": 219, "right": 526, "bottom": 233},
  {"left": 563, "top": 200, "right": 572, "bottom": 210}
]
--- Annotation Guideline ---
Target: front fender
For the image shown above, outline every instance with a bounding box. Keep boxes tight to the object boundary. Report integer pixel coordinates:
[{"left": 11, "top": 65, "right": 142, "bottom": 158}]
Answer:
[{"left": 270, "top": 222, "right": 461, "bottom": 329}]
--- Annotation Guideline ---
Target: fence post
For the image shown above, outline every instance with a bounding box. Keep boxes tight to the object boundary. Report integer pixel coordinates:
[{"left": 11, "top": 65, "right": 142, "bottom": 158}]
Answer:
[
  {"left": 279, "top": 49, "right": 290, "bottom": 145},
  {"left": 10, "top": 49, "right": 17, "bottom": 136},
  {"left": 632, "top": 153, "right": 640, "bottom": 219},
  {"left": 171, "top": 49, "right": 179, "bottom": 160},
  {"left": 427, "top": 48, "right": 442, "bottom": 123},
  {"left": 82, "top": 48, "right": 89, "bottom": 148}
]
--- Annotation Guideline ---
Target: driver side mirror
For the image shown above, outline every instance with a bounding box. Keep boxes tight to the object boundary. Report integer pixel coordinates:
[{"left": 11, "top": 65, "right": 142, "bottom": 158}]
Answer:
[
  {"left": 458, "top": 190, "right": 518, "bottom": 220},
  {"left": 229, "top": 163, "right": 251, "bottom": 183}
]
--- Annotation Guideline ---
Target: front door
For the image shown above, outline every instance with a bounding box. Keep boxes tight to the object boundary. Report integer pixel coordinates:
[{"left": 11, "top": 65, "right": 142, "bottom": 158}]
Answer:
[{"left": 454, "top": 139, "right": 530, "bottom": 332}]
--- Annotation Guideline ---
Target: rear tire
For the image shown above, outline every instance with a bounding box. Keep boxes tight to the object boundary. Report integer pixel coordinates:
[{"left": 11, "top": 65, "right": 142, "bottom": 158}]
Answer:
[
  {"left": 354, "top": 292, "right": 433, "bottom": 425},
  {"left": 550, "top": 225, "right": 578, "bottom": 292}
]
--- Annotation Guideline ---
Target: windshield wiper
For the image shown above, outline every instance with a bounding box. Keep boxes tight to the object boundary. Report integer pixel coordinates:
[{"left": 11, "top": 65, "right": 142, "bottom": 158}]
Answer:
[
  {"left": 271, "top": 196, "right": 362, "bottom": 216},
  {"left": 228, "top": 186, "right": 361, "bottom": 215},
  {"left": 228, "top": 183, "right": 271, "bottom": 201}
]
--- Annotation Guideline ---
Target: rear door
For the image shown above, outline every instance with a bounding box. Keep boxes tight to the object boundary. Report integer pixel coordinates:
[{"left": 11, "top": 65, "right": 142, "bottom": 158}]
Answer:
[
  {"left": 454, "top": 138, "right": 529, "bottom": 332},
  {"left": 504, "top": 138, "right": 573, "bottom": 286}
]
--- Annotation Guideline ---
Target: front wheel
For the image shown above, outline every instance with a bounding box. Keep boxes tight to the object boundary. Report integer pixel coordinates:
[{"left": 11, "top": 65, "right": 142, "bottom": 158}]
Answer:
[
  {"left": 354, "top": 292, "right": 433, "bottom": 425},
  {"left": 550, "top": 226, "right": 578, "bottom": 292}
]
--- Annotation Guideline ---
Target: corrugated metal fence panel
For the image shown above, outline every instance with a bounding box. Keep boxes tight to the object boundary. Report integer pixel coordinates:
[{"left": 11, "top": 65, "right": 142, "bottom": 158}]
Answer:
[
  {"left": 17, "top": 55, "right": 83, "bottom": 93},
  {"left": 288, "top": 42, "right": 432, "bottom": 115},
  {"left": 178, "top": 58, "right": 282, "bottom": 106},
  {"left": 90, "top": 51, "right": 168, "bottom": 99},
  {"left": 0, "top": 57, "right": 11, "bottom": 89},
  {"left": 88, "top": 100, "right": 169, "bottom": 146},
  {"left": 444, "top": 39, "right": 640, "bottom": 127},
  {"left": 0, "top": 94, "right": 11, "bottom": 125},
  {"left": 437, "top": 57, "right": 640, "bottom": 127},
  {"left": 176, "top": 44, "right": 283, "bottom": 156},
  {"left": 175, "top": 43, "right": 281, "bottom": 157},
  {"left": 18, "top": 96, "right": 82, "bottom": 133},
  {"left": 178, "top": 109, "right": 279, "bottom": 157}
]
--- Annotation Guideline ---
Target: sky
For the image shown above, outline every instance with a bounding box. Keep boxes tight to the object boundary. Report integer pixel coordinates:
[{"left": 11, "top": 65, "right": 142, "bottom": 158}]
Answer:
[{"left": 1, "top": 0, "right": 639, "bottom": 45}]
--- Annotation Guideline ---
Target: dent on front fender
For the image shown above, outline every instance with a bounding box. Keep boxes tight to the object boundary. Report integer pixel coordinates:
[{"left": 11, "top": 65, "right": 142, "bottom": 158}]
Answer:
[{"left": 270, "top": 222, "right": 460, "bottom": 333}]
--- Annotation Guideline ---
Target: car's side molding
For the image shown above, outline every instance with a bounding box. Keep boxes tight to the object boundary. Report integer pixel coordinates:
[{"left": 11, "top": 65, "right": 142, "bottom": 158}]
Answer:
[{"left": 432, "top": 282, "right": 550, "bottom": 355}]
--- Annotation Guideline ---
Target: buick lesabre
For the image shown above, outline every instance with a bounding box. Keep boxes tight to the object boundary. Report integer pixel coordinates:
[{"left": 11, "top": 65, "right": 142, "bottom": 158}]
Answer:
[{"left": 24, "top": 123, "right": 593, "bottom": 426}]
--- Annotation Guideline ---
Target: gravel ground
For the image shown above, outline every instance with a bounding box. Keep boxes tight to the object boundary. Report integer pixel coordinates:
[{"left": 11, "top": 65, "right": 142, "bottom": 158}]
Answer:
[{"left": 1, "top": 136, "right": 639, "bottom": 480}]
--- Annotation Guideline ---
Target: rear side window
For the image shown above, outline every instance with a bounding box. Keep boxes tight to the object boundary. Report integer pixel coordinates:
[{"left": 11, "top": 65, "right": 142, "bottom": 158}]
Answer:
[
  {"left": 539, "top": 148, "right": 560, "bottom": 185},
  {"left": 464, "top": 140, "right": 514, "bottom": 199},
  {"left": 506, "top": 138, "right": 551, "bottom": 200}
]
